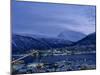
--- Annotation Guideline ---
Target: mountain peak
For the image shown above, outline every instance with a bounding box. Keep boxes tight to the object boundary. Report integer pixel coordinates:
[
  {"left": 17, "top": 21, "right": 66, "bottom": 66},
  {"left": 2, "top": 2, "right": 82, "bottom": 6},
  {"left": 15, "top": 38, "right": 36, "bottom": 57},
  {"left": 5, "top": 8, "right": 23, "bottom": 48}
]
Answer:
[{"left": 58, "top": 30, "right": 86, "bottom": 42}]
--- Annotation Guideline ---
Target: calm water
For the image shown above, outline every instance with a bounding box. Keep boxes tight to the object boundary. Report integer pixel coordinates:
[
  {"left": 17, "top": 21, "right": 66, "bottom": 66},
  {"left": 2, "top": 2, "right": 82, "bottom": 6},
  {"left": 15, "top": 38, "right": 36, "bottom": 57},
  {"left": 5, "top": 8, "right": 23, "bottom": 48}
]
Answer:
[{"left": 12, "top": 53, "right": 96, "bottom": 65}]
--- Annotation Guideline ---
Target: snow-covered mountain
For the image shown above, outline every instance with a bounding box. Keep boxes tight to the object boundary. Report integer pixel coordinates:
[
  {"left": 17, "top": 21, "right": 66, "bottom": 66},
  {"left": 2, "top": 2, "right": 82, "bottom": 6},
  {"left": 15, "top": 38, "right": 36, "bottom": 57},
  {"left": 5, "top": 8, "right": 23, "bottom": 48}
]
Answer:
[
  {"left": 12, "top": 34, "right": 73, "bottom": 54},
  {"left": 58, "top": 30, "right": 86, "bottom": 42}
]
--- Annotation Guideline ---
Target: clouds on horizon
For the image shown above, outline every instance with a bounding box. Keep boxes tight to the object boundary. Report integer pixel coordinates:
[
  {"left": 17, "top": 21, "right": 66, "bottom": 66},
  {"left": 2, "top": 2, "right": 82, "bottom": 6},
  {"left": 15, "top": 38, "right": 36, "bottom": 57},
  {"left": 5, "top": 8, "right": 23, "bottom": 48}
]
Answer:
[{"left": 12, "top": 1, "right": 96, "bottom": 36}]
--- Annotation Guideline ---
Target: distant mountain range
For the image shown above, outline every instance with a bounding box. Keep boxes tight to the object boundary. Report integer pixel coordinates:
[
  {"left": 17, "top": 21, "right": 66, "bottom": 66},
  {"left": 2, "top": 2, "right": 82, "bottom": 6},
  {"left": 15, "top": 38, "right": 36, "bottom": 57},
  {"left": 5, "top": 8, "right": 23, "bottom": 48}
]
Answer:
[
  {"left": 12, "top": 32, "right": 96, "bottom": 54},
  {"left": 12, "top": 34, "right": 73, "bottom": 54},
  {"left": 58, "top": 30, "right": 86, "bottom": 42}
]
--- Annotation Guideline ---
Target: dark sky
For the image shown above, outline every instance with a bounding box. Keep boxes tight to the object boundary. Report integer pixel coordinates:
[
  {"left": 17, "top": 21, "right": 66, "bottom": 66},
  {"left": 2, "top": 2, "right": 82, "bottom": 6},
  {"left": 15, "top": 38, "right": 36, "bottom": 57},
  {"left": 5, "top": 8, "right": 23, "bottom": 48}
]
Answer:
[{"left": 12, "top": 0, "right": 96, "bottom": 37}]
